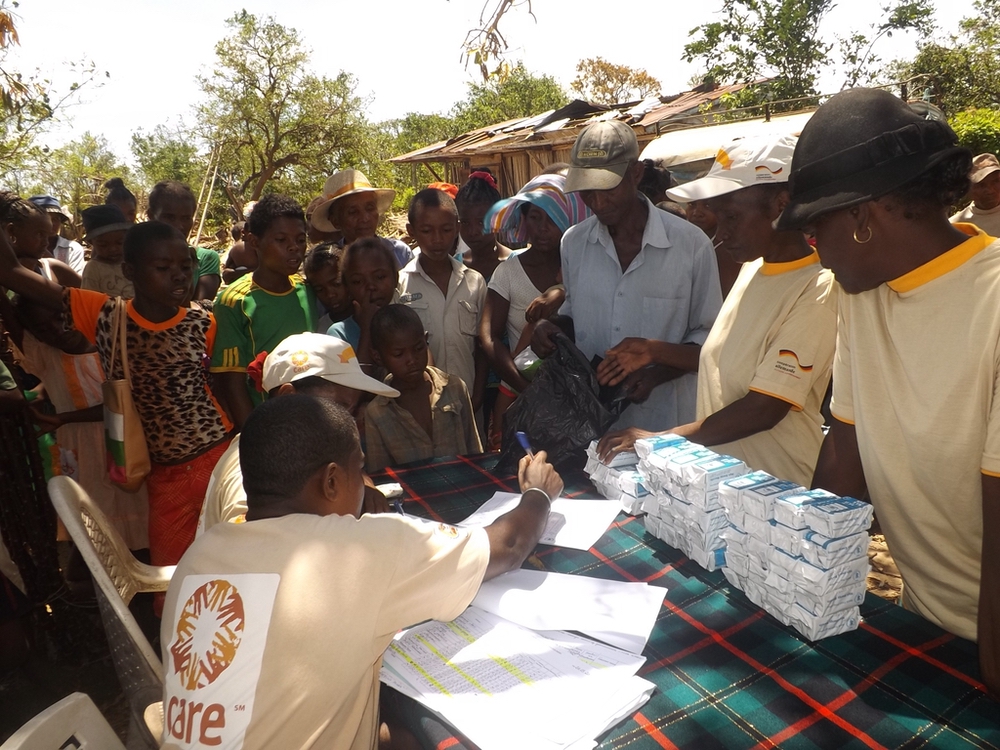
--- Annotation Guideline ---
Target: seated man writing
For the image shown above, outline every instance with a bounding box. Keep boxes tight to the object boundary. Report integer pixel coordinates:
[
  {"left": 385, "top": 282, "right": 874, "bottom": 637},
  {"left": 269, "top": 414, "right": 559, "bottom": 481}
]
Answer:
[{"left": 160, "top": 394, "right": 563, "bottom": 750}]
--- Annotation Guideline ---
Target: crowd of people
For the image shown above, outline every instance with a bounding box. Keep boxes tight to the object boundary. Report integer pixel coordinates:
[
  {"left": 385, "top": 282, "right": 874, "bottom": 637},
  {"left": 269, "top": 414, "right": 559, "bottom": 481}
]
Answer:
[{"left": 0, "top": 85, "right": 997, "bottom": 747}]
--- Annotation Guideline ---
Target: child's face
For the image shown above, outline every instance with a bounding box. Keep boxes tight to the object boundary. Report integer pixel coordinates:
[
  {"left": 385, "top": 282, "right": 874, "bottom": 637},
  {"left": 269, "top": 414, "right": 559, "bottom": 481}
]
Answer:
[
  {"left": 408, "top": 204, "right": 459, "bottom": 260},
  {"left": 9, "top": 213, "right": 52, "bottom": 259},
  {"left": 253, "top": 217, "right": 307, "bottom": 278},
  {"left": 305, "top": 262, "right": 350, "bottom": 317},
  {"left": 524, "top": 205, "right": 563, "bottom": 254},
  {"left": 89, "top": 230, "right": 126, "bottom": 263},
  {"left": 375, "top": 326, "right": 429, "bottom": 389},
  {"left": 457, "top": 201, "right": 496, "bottom": 254},
  {"left": 18, "top": 302, "right": 92, "bottom": 354},
  {"left": 124, "top": 237, "right": 194, "bottom": 310},
  {"left": 344, "top": 252, "right": 397, "bottom": 307},
  {"left": 148, "top": 196, "right": 195, "bottom": 239}
]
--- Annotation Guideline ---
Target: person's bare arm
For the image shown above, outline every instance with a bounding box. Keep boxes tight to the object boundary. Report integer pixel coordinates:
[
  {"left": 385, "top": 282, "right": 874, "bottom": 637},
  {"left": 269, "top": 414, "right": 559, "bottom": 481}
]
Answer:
[
  {"left": 979, "top": 474, "right": 1000, "bottom": 699},
  {"left": 472, "top": 342, "right": 489, "bottom": 414},
  {"left": 597, "top": 337, "right": 701, "bottom": 386},
  {"left": 598, "top": 390, "right": 790, "bottom": 461},
  {"left": 196, "top": 274, "right": 221, "bottom": 301},
  {"left": 0, "top": 385, "right": 25, "bottom": 415},
  {"left": 530, "top": 319, "right": 563, "bottom": 359},
  {"left": 0, "top": 230, "right": 65, "bottom": 311},
  {"left": 480, "top": 289, "right": 529, "bottom": 392},
  {"left": 811, "top": 418, "right": 868, "bottom": 498},
  {"left": 524, "top": 285, "right": 565, "bottom": 324},
  {"left": 214, "top": 371, "right": 254, "bottom": 430},
  {"left": 483, "top": 451, "right": 563, "bottom": 580}
]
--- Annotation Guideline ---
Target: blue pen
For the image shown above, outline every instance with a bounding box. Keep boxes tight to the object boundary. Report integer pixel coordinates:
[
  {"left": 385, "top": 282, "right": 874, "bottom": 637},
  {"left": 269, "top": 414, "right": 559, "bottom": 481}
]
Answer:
[
  {"left": 515, "top": 431, "right": 534, "bottom": 459},
  {"left": 393, "top": 498, "right": 405, "bottom": 516}
]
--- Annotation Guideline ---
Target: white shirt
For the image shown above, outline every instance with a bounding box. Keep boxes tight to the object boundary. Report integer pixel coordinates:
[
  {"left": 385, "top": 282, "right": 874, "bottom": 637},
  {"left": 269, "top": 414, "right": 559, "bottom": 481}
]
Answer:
[
  {"left": 950, "top": 202, "right": 1000, "bottom": 237},
  {"left": 51, "top": 235, "right": 85, "bottom": 275},
  {"left": 560, "top": 197, "right": 722, "bottom": 430},
  {"left": 399, "top": 255, "right": 486, "bottom": 393}
]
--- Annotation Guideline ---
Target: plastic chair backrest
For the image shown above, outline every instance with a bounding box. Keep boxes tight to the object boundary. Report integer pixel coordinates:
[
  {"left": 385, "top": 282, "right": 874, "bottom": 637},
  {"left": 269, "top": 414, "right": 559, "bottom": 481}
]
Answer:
[
  {"left": 0, "top": 691, "right": 126, "bottom": 749},
  {"left": 48, "top": 477, "right": 167, "bottom": 749}
]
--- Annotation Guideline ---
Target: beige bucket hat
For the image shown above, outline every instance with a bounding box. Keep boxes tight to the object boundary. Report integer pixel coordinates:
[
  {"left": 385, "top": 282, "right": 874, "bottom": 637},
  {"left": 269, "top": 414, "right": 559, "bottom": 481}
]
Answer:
[{"left": 310, "top": 169, "right": 395, "bottom": 232}]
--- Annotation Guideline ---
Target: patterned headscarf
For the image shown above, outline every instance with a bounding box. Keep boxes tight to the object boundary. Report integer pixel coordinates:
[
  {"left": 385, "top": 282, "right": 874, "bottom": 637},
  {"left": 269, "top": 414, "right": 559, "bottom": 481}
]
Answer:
[{"left": 484, "top": 173, "right": 592, "bottom": 245}]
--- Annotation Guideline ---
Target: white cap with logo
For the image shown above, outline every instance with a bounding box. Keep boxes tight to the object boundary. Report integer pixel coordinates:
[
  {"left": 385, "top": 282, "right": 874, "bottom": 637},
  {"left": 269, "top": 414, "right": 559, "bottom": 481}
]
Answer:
[
  {"left": 667, "top": 133, "right": 797, "bottom": 203},
  {"left": 262, "top": 332, "right": 399, "bottom": 397}
]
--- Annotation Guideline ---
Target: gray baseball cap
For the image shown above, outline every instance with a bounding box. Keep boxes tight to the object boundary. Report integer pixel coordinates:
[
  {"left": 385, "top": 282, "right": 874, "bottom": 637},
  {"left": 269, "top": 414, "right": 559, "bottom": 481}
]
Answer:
[{"left": 565, "top": 120, "right": 640, "bottom": 193}]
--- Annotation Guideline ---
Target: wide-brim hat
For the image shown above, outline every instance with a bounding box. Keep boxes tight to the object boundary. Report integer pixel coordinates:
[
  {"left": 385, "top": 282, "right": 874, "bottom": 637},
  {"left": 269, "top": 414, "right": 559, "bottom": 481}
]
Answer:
[
  {"left": 262, "top": 332, "right": 399, "bottom": 397},
  {"left": 81, "top": 204, "right": 131, "bottom": 241},
  {"left": 310, "top": 169, "right": 395, "bottom": 232},
  {"left": 776, "top": 88, "right": 967, "bottom": 231}
]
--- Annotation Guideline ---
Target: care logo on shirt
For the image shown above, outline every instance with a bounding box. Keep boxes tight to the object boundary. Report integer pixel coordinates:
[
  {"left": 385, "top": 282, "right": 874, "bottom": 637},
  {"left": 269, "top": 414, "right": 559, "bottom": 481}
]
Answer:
[{"left": 164, "top": 573, "right": 279, "bottom": 749}]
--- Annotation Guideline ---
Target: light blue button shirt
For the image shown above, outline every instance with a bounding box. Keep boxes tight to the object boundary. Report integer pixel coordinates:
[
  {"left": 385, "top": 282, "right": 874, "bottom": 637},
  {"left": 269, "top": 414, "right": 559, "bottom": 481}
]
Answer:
[{"left": 560, "top": 197, "right": 722, "bottom": 430}]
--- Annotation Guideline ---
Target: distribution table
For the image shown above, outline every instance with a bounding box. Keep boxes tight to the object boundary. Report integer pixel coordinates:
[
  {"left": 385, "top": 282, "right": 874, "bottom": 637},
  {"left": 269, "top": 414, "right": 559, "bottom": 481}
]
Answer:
[{"left": 372, "top": 454, "right": 1000, "bottom": 749}]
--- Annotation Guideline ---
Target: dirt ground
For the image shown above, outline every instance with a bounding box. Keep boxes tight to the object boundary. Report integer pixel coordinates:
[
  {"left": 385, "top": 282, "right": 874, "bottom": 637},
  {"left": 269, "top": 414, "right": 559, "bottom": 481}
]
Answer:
[{"left": 867, "top": 532, "right": 903, "bottom": 604}]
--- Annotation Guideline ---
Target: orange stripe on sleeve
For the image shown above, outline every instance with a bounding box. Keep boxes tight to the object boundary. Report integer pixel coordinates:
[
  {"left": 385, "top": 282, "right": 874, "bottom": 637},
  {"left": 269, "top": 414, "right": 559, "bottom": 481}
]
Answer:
[
  {"left": 982, "top": 469, "right": 1000, "bottom": 478},
  {"left": 747, "top": 386, "right": 804, "bottom": 412}
]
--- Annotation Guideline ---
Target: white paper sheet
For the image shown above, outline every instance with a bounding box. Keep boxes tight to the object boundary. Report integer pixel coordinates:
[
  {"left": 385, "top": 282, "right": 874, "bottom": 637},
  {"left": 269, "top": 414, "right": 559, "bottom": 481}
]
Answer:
[
  {"left": 458, "top": 491, "right": 621, "bottom": 551},
  {"left": 471, "top": 569, "right": 666, "bottom": 653},
  {"left": 381, "top": 607, "right": 649, "bottom": 750}
]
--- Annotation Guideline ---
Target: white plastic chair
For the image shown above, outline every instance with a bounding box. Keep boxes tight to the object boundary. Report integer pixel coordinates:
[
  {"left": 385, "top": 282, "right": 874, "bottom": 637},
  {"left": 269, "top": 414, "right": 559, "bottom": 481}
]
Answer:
[
  {"left": 0, "top": 691, "right": 126, "bottom": 749},
  {"left": 47, "top": 476, "right": 172, "bottom": 749}
]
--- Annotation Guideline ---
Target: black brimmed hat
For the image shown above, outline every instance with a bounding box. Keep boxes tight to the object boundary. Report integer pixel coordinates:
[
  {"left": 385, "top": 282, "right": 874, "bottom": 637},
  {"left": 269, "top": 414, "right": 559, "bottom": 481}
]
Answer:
[
  {"left": 777, "top": 88, "right": 967, "bottom": 230},
  {"left": 81, "top": 204, "right": 131, "bottom": 241}
]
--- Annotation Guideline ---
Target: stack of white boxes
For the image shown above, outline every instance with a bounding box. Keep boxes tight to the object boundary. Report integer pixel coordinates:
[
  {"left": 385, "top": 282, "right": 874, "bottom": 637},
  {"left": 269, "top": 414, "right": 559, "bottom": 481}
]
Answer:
[
  {"left": 584, "top": 441, "right": 650, "bottom": 515},
  {"left": 633, "top": 435, "right": 747, "bottom": 572},
  {"left": 719, "top": 472, "right": 873, "bottom": 640}
]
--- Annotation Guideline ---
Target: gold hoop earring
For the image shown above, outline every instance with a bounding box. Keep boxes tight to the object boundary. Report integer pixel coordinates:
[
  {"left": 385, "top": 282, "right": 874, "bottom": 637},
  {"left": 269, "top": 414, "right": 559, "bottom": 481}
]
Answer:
[{"left": 853, "top": 226, "right": 872, "bottom": 244}]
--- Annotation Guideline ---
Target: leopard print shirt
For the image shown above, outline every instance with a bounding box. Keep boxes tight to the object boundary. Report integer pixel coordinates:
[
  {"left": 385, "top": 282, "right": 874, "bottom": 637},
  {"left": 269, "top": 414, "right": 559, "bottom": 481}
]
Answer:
[{"left": 72, "top": 293, "right": 230, "bottom": 465}]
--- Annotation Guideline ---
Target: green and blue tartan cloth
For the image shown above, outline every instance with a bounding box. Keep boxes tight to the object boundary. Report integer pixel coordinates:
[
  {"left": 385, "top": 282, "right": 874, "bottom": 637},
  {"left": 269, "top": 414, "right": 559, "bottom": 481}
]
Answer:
[{"left": 373, "top": 454, "right": 1000, "bottom": 750}]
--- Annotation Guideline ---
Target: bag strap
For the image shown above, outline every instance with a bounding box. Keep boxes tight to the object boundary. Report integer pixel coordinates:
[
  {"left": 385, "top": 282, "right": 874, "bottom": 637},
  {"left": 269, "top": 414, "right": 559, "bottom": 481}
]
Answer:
[{"left": 108, "top": 297, "right": 132, "bottom": 386}]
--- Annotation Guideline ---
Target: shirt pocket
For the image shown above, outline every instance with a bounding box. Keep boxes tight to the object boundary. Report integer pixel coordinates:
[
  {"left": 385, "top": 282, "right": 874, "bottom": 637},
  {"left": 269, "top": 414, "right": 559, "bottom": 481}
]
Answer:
[
  {"left": 457, "top": 299, "right": 479, "bottom": 337},
  {"left": 405, "top": 300, "right": 431, "bottom": 331},
  {"left": 640, "top": 296, "right": 684, "bottom": 340}
]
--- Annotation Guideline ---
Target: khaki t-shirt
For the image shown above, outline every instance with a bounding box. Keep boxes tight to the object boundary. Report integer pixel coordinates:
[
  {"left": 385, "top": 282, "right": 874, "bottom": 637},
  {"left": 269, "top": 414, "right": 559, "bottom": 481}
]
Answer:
[
  {"left": 160, "top": 513, "right": 490, "bottom": 750},
  {"left": 831, "top": 225, "right": 1000, "bottom": 641},
  {"left": 195, "top": 434, "right": 244, "bottom": 537},
  {"left": 697, "top": 253, "right": 838, "bottom": 486}
]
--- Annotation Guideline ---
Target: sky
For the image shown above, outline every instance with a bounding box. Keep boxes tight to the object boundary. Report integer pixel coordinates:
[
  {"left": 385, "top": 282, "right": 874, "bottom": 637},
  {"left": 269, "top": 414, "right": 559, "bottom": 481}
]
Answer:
[{"left": 8, "top": 0, "right": 978, "bottom": 165}]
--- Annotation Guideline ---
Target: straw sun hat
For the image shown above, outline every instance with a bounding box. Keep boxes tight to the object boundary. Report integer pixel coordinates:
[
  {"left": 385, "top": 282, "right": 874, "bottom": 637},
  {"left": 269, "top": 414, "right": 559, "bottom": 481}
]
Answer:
[{"left": 310, "top": 169, "right": 395, "bottom": 232}]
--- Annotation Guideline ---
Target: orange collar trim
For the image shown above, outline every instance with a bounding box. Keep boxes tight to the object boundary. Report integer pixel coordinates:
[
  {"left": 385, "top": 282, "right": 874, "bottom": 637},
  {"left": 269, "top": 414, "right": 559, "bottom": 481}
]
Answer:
[
  {"left": 127, "top": 300, "right": 186, "bottom": 330},
  {"left": 887, "top": 224, "right": 996, "bottom": 293},
  {"left": 760, "top": 250, "right": 820, "bottom": 276}
]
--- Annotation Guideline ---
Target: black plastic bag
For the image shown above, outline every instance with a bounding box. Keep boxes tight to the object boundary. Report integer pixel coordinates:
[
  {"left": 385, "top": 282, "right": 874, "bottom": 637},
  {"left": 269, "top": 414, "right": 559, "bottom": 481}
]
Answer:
[{"left": 497, "top": 335, "right": 622, "bottom": 474}]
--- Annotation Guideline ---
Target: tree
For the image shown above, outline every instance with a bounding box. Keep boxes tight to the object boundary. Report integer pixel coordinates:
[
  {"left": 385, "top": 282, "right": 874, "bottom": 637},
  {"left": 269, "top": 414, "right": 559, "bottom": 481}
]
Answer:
[
  {"left": 0, "top": 1, "right": 102, "bottom": 183},
  {"left": 683, "top": 0, "right": 933, "bottom": 111},
  {"left": 571, "top": 58, "right": 661, "bottom": 105},
  {"left": 888, "top": 0, "right": 1000, "bottom": 113},
  {"left": 23, "top": 132, "right": 131, "bottom": 219},
  {"left": 131, "top": 124, "right": 204, "bottom": 191},
  {"left": 950, "top": 108, "right": 1000, "bottom": 155},
  {"left": 450, "top": 62, "right": 568, "bottom": 133},
  {"left": 461, "top": 0, "right": 537, "bottom": 80},
  {"left": 195, "top": 11, "right": 370, "bottom": 217}
]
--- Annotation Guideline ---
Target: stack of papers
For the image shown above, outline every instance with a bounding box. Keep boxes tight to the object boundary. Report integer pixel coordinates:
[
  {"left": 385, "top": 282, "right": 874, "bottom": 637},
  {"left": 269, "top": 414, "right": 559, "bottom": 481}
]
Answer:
[
  {"left": 382, "top": 607, "right": 655, "bottom": 750},
  {"left": 584, "top": 441, "right": 649, "bottom": 515},
  {"left": 719, "top": 474, "right": 873, "bottom": 640},
  {"left": 458, "top": 491, "right": 621, "bottom": 551},
  {"left": 634, "top": 435, "right": 747, "bottom": 571}
]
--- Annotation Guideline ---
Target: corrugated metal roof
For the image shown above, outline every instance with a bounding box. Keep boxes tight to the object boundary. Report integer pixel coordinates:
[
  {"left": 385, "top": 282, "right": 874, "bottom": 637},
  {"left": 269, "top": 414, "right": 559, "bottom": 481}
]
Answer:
[{"left": 391, "top": 82, "right": 755, "bottom": 164}]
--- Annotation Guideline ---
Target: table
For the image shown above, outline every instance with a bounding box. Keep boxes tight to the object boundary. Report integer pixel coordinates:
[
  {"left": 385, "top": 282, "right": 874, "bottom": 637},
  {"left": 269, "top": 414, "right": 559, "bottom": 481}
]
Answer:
[{"left": 373, "top": 454, "right": 1000, "bottom": 749}]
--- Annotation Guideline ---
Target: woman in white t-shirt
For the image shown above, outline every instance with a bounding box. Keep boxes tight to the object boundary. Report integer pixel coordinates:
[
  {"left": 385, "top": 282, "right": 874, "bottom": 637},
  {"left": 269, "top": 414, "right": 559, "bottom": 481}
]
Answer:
[{"left": 479, "top": 173, "right": 591, "bottom": 444}]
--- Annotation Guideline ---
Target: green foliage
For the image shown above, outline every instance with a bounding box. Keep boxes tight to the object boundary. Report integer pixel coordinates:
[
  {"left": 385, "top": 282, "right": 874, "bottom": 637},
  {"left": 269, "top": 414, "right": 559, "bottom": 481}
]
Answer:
[
  {"left": 683, "top": 0, "right": 835, "bottom": 108},
  {"left": 130, "top": 125, "right": 203, "bottom": 190},
  {"left": 950, "top": 108, "right": 1000, "bottom": 156},
  {"left": 890, "top": 0, "right": 1000, "bottom": 113},
  {"left": 22, "top": 132, "right": 132, "bottom": 219},
  {"left": 196, "top": 11, "right": 370, "bottom": 219},
  {"left": 450, "top": 62, "right": 568, "bottom": 133},
  {"left": 838, "top": 0, "right": 934, "bottom": 88},
  {"left": 571, "top": 57, "right": 661, "bottom": 105}
]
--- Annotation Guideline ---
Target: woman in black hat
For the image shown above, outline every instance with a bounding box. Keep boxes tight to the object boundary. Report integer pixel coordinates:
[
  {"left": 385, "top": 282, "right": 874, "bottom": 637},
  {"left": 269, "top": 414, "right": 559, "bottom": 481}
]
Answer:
[{"left": 782, "top": 87, "right": 999, "bottom": 699}]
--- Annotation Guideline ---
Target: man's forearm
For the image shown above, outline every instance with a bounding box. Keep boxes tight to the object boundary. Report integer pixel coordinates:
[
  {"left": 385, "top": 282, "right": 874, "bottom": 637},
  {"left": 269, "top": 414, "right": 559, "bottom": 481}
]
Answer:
[
  {"left": 674, "top": 391, "right": 791, "bottom": 446},
  {"left": 647, "top": 341, "right": 701, "bottom": 373},
  {"left": 483, "top": 489, "right": 550, "bottom": 580},
  {"left": 811, "top": 419, "right": 867, "bottom": 498}
]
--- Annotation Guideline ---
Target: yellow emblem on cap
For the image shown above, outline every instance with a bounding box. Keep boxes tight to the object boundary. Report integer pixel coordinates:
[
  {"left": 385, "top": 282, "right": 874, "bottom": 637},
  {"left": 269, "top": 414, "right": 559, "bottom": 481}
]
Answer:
[
  {"left": 715, "top": 148, "right": 734, "bottom": 170},
  {"left": 339, "top": 345, "right": 357, "bottom": 364},
  {"left": 290, "top": 350, "right": 310, "bottom": 372}
]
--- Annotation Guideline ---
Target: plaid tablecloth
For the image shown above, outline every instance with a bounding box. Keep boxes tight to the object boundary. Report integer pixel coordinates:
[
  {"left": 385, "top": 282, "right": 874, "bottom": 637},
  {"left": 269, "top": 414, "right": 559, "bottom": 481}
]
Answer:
[{"left": 374, "top": 454, "right": 1000, "bottom": 749}]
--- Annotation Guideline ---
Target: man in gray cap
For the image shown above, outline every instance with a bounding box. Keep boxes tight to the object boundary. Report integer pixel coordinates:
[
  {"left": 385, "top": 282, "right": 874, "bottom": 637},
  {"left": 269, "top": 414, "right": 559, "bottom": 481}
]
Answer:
[
  {"left": 950, "top": 153, "right": 1000, "bottom": 236},
  {"left": 28, "top": 195, "right": 84, "bottom": 275},
  {"left": 532, "top": 120, "right": 722, "bottom": 430}
]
